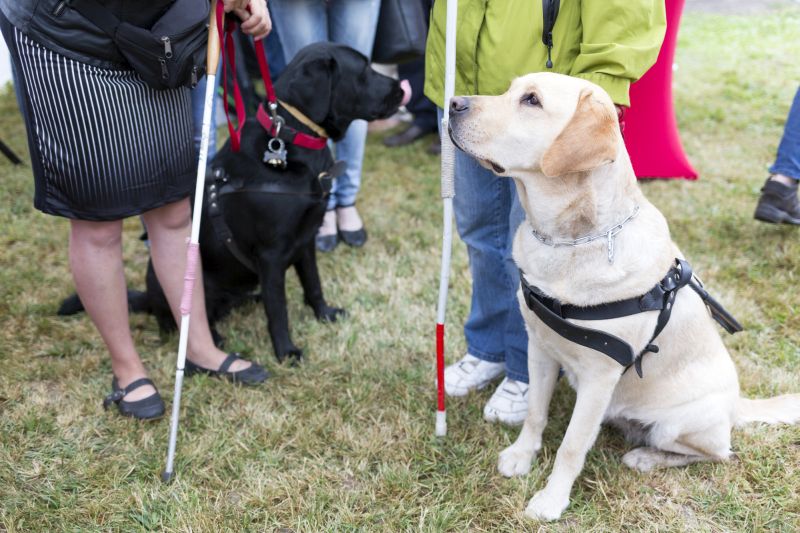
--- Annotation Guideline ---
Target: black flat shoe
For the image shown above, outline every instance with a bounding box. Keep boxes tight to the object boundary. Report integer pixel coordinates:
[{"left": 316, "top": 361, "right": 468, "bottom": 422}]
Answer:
[
  {"left": 316, "top": 233, "right": 339, "bottom": 252},
  {"left": 338, "top": 227, "right": 367, "bottom": 248},
  {"left": 185, "top": 352, "right": 269, "bottom": 385},
  {"left": 103, "top": 377, "right": 165, "bottom": 420}
]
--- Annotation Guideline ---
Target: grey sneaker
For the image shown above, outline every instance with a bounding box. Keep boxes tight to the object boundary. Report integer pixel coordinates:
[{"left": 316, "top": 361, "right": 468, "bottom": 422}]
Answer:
[{"left": 754, "top": 177, "right": 800, "bottom": 225}]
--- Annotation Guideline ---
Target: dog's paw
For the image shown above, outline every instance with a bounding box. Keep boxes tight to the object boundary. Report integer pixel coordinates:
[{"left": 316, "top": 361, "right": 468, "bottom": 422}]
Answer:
[
  {"left": 316, "top": 305, "right": 346, "bottom": 323},
  {"left": 276, "top": 346, "right": 304, "bottom": 366},
  {"left": 622, "top": 447, "right": 659, "bottom": 472},
  {"left": 524, "top": 489, "right": 569, "bottom": 522},
  {"left": 498, "top": 444, "right": 536, "bottom": 478}
]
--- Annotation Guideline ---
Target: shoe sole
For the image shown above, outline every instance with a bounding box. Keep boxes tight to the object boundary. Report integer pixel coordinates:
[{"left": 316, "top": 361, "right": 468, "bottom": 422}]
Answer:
[
  {"left": 483, "top": 412, "right": 526, "bottom": 426},
  {"left": 754, "top": 204, "right": 800, "bottom": 225}
]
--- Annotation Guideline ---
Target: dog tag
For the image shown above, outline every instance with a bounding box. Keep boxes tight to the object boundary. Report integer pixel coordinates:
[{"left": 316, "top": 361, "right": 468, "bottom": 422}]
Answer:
[{"left": 263, "top": 137, "right": 288, "bottom": 169}]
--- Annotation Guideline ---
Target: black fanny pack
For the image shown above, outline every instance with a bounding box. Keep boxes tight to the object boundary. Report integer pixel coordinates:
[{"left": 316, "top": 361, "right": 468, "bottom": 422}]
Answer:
[{"left": 69, "top": 0, "right": 209, "bottom": 89}]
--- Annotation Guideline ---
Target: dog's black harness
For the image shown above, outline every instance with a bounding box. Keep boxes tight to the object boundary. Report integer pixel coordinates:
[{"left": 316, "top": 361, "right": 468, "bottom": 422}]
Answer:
[
  {"left": 520, "top": 259, "right": 743, "bottom": 377},
  {"left": 206, "top": 164, "right": 341, "bottom": 273}
]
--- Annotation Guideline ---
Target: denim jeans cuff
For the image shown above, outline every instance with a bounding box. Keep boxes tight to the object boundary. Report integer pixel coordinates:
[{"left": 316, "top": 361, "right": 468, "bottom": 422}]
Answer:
[
  {"left": 466, "top": 346, "right": 505, "bottom": 364},
  {"left": 768, "top": 165, "right": 800, "bottom": 181},
  {"left": 505, "top": 368, "right": 529, "bottom": 384}
]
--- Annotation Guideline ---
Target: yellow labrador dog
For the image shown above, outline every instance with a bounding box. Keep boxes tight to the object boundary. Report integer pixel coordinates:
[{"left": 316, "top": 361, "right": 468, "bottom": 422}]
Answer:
[{"left": 448, "top": 72, "right": 800, "bottom": 522}]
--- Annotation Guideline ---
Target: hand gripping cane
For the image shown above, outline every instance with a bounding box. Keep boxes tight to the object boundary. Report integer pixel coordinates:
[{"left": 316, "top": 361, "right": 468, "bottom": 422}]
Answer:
[
  {"left": 435, "top": 0, "right": 458, "bottom": 438},
  {"left": 162, "top": 0, "right": 222, "bottom": 483}
]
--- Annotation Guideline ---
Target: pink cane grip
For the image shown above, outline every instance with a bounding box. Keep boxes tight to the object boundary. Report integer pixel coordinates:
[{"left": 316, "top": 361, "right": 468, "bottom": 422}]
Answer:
[{"left": 180, "top": 242, "right": 200, "bottom": 315}]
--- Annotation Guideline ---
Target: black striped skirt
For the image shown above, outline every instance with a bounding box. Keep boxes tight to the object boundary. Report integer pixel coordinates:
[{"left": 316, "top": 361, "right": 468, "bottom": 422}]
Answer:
[{"left": 3, "top": 16, "right": 196, "bottom": 221}]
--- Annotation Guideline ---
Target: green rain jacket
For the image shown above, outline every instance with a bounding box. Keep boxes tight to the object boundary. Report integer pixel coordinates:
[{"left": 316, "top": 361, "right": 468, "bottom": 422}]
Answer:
[{"left": 424, "top": 0, "right": 667, "bottom": 107}]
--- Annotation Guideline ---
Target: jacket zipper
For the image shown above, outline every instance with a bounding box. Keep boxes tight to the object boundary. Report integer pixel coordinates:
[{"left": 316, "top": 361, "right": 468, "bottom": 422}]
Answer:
[
  {"left": 53, "top": 0, "right": 71, "bottom": 17},
  {"left": 159, "top": 58, "right": 168, "bottom": 80},
  {"left": 541, "top": 0, "right": 560, "bottom": 68},
  {"left": 161, "top": 36, "right": 173, "bottom": 59}
]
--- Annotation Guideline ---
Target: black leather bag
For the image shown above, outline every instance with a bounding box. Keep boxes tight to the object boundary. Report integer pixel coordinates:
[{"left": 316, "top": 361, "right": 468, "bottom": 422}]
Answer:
[
  {"left": 69, "top": 0, "right": 209, "bottom": 89},
  {"left": 371, "top": 0, "right": 427, "bottom": 64}
]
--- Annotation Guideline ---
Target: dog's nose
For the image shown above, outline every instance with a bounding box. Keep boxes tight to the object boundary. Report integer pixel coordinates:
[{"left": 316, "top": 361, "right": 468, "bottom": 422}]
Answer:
[{"left": 450, "top": 96, "right": 470, "bottom": 114}]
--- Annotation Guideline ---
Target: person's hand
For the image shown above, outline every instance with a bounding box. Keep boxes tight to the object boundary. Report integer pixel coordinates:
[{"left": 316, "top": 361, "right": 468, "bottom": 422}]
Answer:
[{"left": 223, "top": 0, "right": 271, "bottom": 41}]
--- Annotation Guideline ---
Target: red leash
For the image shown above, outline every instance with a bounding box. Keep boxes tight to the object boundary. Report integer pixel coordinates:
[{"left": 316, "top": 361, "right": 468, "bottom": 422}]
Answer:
[{"left": 215, "top": 2, "right": 326, "bottom": 153}]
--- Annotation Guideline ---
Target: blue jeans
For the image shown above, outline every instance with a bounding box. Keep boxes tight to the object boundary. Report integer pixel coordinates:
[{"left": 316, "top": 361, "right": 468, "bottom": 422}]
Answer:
[
  {"left": 268, "top": 0, "right": 381, "bottom": 210},
  {"left": 769, "top": 87, "right": 800, "bottom": 181},
  {"left": 438, "top": 108, "right": 529, "bottom": 383}
]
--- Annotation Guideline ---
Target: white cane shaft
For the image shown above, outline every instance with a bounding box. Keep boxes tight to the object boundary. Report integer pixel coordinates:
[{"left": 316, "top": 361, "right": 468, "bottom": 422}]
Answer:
[
  {"left": 164, "top": 370, "right": 185, "bottom": 475},
  {"left": 435, "top": 410, "right": 447, "bottom": 437},
  {"left": 163, "top": 73, "right": 216, "bottom": 478},
  {"left": 190, "top": 73, "right": 217, "bottom": 245},
  {"left": 436, "top": 199, "right": 454, "bottom": 323},
  {"left": 164, "top": 314, "right": 192, "bottom": 476},
  {"left": 440, "top": 122, "right": 456, "bottom": 199}
]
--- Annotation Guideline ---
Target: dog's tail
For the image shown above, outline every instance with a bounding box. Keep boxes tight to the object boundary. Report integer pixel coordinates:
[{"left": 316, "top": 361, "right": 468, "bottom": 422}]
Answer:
[
  {"left": 735, "top": 394, "right": 800, "bottom": 426},
  {"left": 57, "top": 290, "right": 150, "bottom": 316}
]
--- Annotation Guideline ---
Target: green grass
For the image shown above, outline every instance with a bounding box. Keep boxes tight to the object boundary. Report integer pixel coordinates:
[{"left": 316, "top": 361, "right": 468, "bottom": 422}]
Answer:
[{"left": 2, "top": 9, "right": 800, "bottom": 532}]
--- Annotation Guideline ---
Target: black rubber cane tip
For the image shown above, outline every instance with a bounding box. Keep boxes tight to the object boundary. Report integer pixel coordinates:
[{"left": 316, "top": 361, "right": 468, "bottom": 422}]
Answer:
[{"left": 161, "top": 470, "right": 174, "bottom": 484}]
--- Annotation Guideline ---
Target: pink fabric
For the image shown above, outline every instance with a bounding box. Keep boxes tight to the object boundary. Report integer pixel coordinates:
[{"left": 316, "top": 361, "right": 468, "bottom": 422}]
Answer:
[
  {"left": 624, "top": 0, "right": 697, "bottom": 180},
  {"left": 400, "top": 79, "right": 412, "bottom": 107},
  {"left": 180, "top": 242, "right": 200, "bottom": 316}
]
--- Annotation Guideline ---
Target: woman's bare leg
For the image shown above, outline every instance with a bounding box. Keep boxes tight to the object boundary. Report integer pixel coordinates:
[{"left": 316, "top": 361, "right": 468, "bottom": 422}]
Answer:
[
  {"left": 69, "top": 219, "right": 155, "bottom": 401},
  {"left": 142, "top": 198, "right": 249, "bottom": 372}
]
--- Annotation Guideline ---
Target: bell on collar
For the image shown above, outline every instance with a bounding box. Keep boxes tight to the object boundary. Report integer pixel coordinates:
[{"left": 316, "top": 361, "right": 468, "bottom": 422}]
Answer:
[{"left": 263, "top": 137, "right": 288, "bottom": 169}]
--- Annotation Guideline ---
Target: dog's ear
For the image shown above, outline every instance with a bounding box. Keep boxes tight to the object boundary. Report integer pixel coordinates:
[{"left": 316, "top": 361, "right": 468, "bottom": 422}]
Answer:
[
  {"left": 539, "top": 88, "right": 618, "bottom": 178},
  {"left": 283, "top": 57, "right": 334, "bottom": 125}
]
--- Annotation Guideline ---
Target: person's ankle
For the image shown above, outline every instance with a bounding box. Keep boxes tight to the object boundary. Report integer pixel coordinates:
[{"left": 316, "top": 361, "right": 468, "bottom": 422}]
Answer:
[
  {"left": 188, "top": 345, "right": 250, "bottom": 372},
  {"left": 336, "top": 205, "right": 364, "bottom": 232},
  {"left": 111, "top": 358, "right": 147, "bottom": 386},
  {"left": 318, "top": 209, "right": 337, "bottom": 237},
  {"left": 110, "top": 358, "right": 155, "bottom": 400},
  {"left": 769, "top": 174, "right": 798, "bottom": 187}
]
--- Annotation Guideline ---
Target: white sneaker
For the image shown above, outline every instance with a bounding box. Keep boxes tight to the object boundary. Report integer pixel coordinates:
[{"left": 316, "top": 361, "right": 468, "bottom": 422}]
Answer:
[
  {"left": 444, "top": 353, "right": 504, "bottom": 397},
  {"left": 483, "top": 378, "right": 529, "bottom": 426}
]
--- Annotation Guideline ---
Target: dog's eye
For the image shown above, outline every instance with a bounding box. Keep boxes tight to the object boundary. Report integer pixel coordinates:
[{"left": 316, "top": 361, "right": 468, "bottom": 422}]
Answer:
[{"left": 521, "top": 93, "right": 541, "bottom": 107}]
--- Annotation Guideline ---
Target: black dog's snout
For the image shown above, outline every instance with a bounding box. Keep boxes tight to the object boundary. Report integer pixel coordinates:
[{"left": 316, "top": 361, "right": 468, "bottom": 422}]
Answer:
[{"left": 450, "top": 96, "right": 470, "bottom": 114}]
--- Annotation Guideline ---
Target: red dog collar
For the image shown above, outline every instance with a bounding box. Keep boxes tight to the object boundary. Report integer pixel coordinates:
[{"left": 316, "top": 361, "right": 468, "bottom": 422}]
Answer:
[{"left": 256, "top": 103, "right": 328, "bottom": 151}]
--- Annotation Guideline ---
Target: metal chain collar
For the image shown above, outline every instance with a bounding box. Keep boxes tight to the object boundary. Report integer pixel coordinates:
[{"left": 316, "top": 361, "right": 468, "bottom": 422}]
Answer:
[{"left": 528, "top": 205, "right": 641, "bottom": 264}]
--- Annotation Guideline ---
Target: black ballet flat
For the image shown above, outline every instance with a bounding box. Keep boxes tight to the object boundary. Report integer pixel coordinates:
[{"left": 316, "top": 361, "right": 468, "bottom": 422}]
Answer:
[
  {"left": 316, "top": 233, "right": 339, "bottom": 252},
  {"left": 338, "top": 227, "right": 367, "bottom": 248},
  {"left": 184, "top": 352, "right": 269, "bottom": 385},
  {"left": 103, "top": 377, "right": 165, "bottom": 420}
]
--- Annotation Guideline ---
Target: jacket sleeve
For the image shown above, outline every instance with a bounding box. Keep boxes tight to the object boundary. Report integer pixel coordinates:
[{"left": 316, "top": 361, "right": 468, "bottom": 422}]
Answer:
[{"left": 570, "top": 0, "right": 666, "bottom": 106}]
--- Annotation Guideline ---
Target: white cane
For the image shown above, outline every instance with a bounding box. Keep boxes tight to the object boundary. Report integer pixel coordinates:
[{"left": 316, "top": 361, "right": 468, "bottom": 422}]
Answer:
[
  {"left": 435, "top": 0, "right": 458, "bottom": 438},
  {"left": 162, "top": 0, "right": 222, "bottom": 483}
]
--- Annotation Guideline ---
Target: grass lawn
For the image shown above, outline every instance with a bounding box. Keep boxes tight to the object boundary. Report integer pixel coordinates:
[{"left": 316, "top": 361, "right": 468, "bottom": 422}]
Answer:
[{"left": 2, "top": 7, "right": 800, "bottom": 532}]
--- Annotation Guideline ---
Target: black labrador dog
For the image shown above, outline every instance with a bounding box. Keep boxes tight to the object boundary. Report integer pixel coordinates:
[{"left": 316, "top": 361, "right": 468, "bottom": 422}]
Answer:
[{"left": 60, "top": 43, "right": 408, "bottom": 363}]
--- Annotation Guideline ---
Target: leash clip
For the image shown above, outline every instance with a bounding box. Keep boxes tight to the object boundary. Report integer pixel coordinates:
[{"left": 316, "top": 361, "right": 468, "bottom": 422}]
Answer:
[{"left": 268, "top": 101, "right": 279, "bottom": 120}]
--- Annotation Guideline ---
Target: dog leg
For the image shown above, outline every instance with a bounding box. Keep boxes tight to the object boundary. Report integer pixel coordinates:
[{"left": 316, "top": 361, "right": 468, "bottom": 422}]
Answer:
[
  {"left": 498, "top": 344, "right": 560, "bottom": 477},
  {"left": 525, "top": 369, "right": 620, "bottom": 522},
  {"left": 258, "top": 257, "right": 302, "bottom": 362},
  {"left": 622, "top": 447, "right": 709, "bottom": 472},
  {"left": 294, "top": 242, "right": 345, "bottom": 322},
  {"left": 625, "top": 421, "right": 733, "bottom": 472}
]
